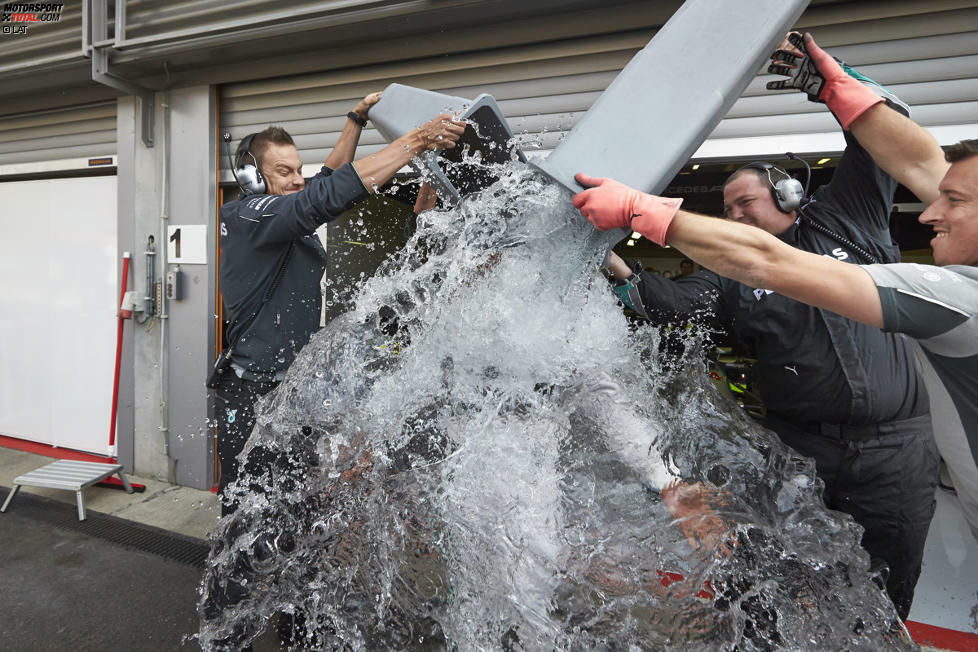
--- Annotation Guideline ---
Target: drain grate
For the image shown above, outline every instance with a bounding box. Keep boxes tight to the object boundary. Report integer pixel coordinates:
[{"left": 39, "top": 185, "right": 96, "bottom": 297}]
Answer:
[{"left": 0, "top": 485, "right": 210, "bottom": 568}]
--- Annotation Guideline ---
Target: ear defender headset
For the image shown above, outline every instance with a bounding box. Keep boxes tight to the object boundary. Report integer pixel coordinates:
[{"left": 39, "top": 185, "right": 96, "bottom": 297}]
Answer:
[
  {"left": 223, "top": 132, "right": 266, "bottom": 195},
  {"left": 737, "top": 154, "right": 880, "bottom": 263},
  {"left": 738, "top": 158, "right": 806, "bottom": 213}
]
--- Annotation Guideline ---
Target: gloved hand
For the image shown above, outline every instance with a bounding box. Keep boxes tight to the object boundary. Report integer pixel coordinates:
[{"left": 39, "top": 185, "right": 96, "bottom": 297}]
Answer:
[
  {"left": 573, "top": 173, "right": 682, "bottom": 246},
  {"left": 767, "top": 32, "right": 883, "bottom": 129}
]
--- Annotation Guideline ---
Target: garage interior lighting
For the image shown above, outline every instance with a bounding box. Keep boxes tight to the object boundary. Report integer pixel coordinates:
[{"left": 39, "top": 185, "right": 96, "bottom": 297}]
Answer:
[{"left": 691, "top": 164, "right": 700, "bottom": 170}]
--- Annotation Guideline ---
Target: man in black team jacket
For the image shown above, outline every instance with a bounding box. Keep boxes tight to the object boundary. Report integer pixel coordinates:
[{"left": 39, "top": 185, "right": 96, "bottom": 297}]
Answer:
[
  {"left": 215, "top": 93, "right": 464, "bottom": 517},
  {"left": 601, "top": 34, "right": 937, "bottom": 619}
]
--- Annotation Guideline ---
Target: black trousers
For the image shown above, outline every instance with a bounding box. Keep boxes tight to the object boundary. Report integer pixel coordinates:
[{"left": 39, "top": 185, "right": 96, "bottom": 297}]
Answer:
[
  {"left": 764, "top": 413, "right": 939, "bottom": 620},
  {"left": 212, "top": 371, "right": 318, "bottom": 647},
  {"left": 214, "top": 371, "right": 280, "bottom": 516}
]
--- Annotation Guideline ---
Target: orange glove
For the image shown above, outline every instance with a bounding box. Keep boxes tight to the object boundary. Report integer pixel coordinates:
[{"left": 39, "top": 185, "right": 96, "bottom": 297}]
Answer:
[
  {"left": 573, "top": 173, "right": 682, "bottom": 246},
  {"left": 769, "top": 32, "right": 883, "bottom": 130}
]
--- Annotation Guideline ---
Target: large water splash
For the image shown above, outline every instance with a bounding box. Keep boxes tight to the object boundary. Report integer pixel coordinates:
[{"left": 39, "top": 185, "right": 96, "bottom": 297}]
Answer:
[{"left": 198, "top": 161, "right": 914, "bottom": 650}]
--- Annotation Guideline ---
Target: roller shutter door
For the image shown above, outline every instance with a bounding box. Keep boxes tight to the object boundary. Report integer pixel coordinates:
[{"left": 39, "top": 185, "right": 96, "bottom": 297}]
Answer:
[
  {"left": 220, "top": 1, "right": 978, "bottom": 174},
  {"left": 0, "top": 102, "right": 117, "bottom": 175}
]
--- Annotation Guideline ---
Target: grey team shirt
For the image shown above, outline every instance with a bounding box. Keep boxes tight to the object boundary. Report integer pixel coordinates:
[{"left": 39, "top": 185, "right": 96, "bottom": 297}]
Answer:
[{"left": 865, "top": 263, "right": 978, "bottom": 467}]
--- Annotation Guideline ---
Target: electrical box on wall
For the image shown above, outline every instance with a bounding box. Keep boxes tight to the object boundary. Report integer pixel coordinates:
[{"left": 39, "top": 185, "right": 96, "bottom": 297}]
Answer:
[
  {"left": 167, "top": 225, "right": 207, "bottom": 264},
  {"left": 166, "top": 267, "right": 184, "bottom": 301}
]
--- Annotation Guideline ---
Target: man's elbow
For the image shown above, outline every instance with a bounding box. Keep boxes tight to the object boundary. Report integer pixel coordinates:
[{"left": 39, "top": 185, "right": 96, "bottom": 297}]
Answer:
[
  {"left": 740, "top": 257, "right": 778, "bottom": 290},
  {"left": 721, "top": 239, "right": 782, "bottom": 290}
]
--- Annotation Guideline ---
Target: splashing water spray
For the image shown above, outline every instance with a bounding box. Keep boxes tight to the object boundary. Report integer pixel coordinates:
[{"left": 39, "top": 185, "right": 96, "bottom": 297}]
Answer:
[{"left": 198, "top": 0, "right": 916, "bottom": 648}]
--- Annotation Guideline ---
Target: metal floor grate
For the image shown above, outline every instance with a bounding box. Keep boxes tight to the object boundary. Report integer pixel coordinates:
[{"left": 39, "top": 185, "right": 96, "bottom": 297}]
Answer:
[{"left": 0, "top": 485, "right": 210, "bottom": 568}]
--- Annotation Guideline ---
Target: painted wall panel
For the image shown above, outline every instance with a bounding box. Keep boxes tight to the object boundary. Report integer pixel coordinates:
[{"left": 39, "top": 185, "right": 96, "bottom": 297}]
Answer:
[{"left": 0, "top": 175, "right": 118, "bottom": 455}]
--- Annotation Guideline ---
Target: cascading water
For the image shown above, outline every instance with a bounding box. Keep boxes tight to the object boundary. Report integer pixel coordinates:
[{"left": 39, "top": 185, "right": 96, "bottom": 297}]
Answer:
[{"left": 197, "top": 157, "right": 914, "bottom": 650}]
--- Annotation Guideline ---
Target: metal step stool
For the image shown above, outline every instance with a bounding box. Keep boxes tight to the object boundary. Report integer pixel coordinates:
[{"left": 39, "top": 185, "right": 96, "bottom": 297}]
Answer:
[{"left": 1, "top": 459, "right": 133, "bottom": 521}]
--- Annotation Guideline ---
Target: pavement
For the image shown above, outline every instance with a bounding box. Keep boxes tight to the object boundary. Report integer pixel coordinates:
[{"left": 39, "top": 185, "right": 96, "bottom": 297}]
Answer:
[
  {"left": 1, "top": 444, "right": 971, "bottom": 651},
  {"left": 0, "top": 445, "right": 282, "bottom": 651},
  {"left": 0, "top": 446, "right": 220, "bottom": 540}
]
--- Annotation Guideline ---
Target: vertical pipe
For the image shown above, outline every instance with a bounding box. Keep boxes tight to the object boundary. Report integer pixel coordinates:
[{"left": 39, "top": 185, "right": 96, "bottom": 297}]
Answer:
[
  {"left": 158, "top": 92, "right": 174, "bottom": 483},
  {"left": 144, "top": 235, "right": 155, "bottom": 316},
  {"left": 81, "top": 0, "right": 90, "bottom": 56},
  {"left": 114, "top": 0, "right": 126, "bottom": 45},
  {"left": 109, "top": 252, "right": 130, "bottom": 456}
]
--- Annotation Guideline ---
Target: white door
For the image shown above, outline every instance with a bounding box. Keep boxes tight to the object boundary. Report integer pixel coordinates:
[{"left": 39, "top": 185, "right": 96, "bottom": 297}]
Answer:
[{"left": 0, "top": 176, "right": 118, "bottom": 454}]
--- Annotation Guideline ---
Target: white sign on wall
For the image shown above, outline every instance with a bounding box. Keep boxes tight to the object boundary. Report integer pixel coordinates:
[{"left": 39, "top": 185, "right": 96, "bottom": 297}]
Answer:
[{"left": 167, "top": 224, "right": 208, "bottom": 264}]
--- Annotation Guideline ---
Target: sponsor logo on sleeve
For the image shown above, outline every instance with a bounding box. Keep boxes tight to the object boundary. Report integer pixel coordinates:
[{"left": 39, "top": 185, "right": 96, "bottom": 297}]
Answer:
[{"left": 244, "top": 195, "right": 280, "bottom": 212}]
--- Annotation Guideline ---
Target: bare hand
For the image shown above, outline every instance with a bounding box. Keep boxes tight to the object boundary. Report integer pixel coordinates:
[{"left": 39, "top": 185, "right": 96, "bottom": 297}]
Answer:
[
  {"left": 413, "top": 181, "right": 437, "bottom": 214},
  {"left": 607, "top": 251, "right": 632, "bottom": 280},
  {"left": 415, "top": 113, "right": 466, "bottom": 152},
  {"left": 353, "top": 91, "right": 383, "bottom": 119},
  {"left": 662, "top": 480, "right": 734, "bottom": 558}
]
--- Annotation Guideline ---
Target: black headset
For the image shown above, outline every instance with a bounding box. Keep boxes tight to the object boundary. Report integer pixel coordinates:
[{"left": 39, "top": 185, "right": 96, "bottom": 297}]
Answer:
[
  {"left": 223, "top": 132, "right": 266, "bottom": 195},
  {"left": 737, "top": 159, "right": 806, "bottom": 213},
  {"left": 738, "top": 155, "right": 880, "bottom": 263}
]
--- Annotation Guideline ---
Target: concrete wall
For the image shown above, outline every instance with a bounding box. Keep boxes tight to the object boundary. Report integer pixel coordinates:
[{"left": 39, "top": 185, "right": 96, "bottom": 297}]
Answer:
[
  {"left": 117, "top": 95, "right": 162, "bottom": 478},
  {"left": 117, "top": 87, "right": 217, "bottom": 490}
]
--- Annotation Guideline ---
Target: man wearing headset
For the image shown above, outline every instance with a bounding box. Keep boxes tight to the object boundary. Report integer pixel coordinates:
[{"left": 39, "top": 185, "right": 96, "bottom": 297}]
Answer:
[
  {"left": 595, "top": 34, "right": 939, "bottom": 620},
  {"left": 216, "top": 92, "right": 465, "bottom": 518}
]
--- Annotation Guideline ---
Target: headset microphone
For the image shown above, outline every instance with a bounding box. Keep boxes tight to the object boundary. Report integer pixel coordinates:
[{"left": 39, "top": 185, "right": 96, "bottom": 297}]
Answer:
[{"left": 784, "top": 152, "right": 812, "bottom": 197}]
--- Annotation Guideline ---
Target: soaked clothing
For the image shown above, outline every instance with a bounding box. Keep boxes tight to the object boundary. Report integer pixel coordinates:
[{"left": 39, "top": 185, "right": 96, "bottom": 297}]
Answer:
[
  {"left": 866, "top": 263, "right": 978, "bottom": 539},
  {"left": 214, "top": 371, "right": 279, "bottom": 516},
  {"left": 765, "top": 412, "right": 937, "bottom": 620},
  {"left": 625, "top": 129, "right": 934, "bottom": 619},
  {"left": 219, "top": 163, "right": 368, "bottom": 375},
  {"left": 217, "top": 162, "right": 368, "bottom": 511}
]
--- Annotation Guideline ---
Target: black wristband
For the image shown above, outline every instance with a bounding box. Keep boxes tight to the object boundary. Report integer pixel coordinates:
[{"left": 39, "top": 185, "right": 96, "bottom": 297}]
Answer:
[{"left": 347, "top": 111, "right": 367, "bottom": 127}]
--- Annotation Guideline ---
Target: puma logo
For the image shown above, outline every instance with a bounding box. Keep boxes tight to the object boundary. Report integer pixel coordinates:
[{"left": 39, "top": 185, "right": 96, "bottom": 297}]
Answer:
[{"left": 784, "top": 365, "right": 799, "bottom": 376}]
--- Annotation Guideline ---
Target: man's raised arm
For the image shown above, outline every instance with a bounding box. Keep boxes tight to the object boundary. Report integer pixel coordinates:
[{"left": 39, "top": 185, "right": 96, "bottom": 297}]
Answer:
[{"left": 771, "top": 32, "right": 948, "bottom": 203}]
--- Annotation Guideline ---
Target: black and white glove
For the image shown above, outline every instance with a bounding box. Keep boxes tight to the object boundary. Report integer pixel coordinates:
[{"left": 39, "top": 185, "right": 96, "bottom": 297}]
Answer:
[{"left": 766, "top": 32, "right": 830, "bottom": 102}]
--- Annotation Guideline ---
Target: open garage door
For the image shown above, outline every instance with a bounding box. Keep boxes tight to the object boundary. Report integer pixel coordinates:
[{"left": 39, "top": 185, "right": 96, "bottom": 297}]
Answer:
[{"left": 0, "top": 175, "right": 118, "bottom": 455}]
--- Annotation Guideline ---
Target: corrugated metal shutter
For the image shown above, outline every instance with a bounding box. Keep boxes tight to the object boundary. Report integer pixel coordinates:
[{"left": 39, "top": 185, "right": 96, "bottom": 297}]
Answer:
[
  {"left": 118, "top": 0, "right": 435, "bottom": 43},
  {"left": 0, "top": 102, "right": 117, "bottom": 170},
  {"left": 0, "top": 3, "right": 83, "bottom": 74},
  {"left": 220, "top": 2, "right": 978, "bottom": 175},
  {"left": 0, "top": 1, "right": 424, "bottom": 74}
]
